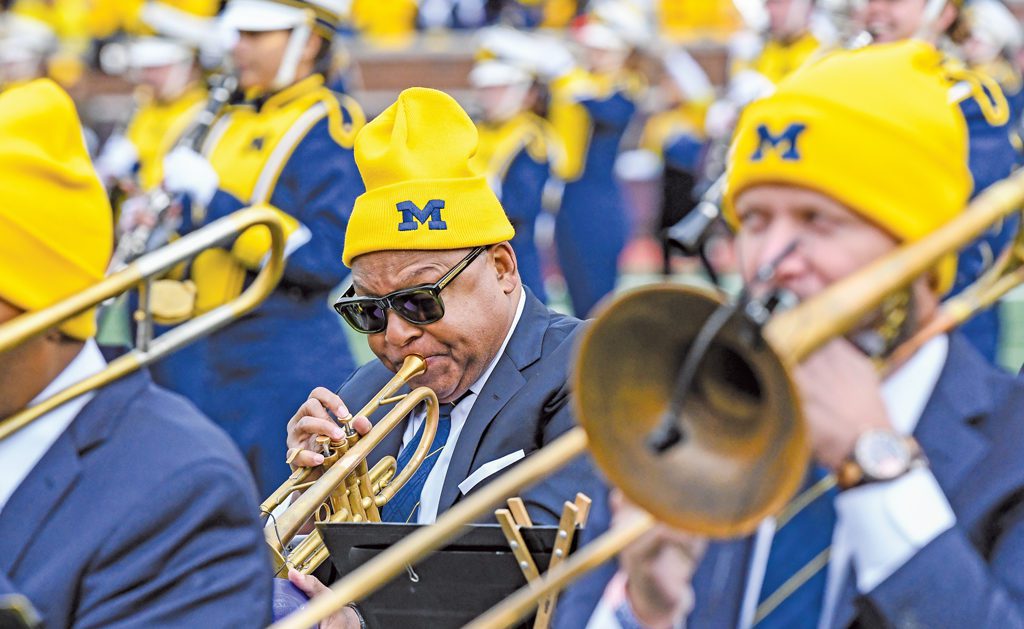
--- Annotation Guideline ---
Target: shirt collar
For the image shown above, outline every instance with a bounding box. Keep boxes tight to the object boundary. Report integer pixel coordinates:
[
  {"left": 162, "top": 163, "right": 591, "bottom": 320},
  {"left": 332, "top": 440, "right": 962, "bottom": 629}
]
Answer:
[
  {"left": 29, "top": 339, "right": 107, "bottom": 408},
  {"left": 0, "top": 339, "right": 106, "bottom": 512},
  {"left": 881, "top": 333, "right": 949, "bottom": 435}
]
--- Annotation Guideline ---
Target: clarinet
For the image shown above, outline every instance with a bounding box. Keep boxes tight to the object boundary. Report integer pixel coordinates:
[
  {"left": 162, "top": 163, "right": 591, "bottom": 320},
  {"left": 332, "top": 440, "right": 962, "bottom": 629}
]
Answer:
[{"left": 109, "top": 72, "right": 239, "bottom": 271}]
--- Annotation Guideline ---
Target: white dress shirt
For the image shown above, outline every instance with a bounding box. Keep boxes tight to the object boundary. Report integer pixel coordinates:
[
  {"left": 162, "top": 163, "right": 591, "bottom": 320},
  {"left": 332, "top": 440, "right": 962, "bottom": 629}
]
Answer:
[
  {"left": 398, "top": 288, "right": 526, "bottom": 524},
  {"left": 0, "top": 339, "right": 105, "bottom": 514}
]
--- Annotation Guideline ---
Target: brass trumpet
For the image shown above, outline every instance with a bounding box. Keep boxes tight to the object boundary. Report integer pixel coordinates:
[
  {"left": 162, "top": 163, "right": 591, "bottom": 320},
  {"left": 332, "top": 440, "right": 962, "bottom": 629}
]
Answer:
[
  {"left": 0, "top": 206, "right": 287, "bottom": 442},
  {"left": 271, "top": 169, "right": 1024, "bottom": 629},
  {"left": 260, "top": 355, "right": 440, "bottom": 578}
]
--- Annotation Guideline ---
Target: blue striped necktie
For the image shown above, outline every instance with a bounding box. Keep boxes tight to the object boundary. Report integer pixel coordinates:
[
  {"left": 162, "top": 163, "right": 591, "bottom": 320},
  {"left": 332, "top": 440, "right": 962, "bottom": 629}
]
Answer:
[
  {"left": 381, "top": 402, "right": 456, "bottom": 524},
  {"left": 754, "top": 465, "right": 838, "bottom": 629}
]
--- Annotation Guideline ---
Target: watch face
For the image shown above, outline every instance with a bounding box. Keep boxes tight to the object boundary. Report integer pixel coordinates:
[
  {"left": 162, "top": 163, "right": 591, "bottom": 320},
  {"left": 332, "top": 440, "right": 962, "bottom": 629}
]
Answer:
[{"left": 856, "top": 430, "right": 911, "bottom": 481}]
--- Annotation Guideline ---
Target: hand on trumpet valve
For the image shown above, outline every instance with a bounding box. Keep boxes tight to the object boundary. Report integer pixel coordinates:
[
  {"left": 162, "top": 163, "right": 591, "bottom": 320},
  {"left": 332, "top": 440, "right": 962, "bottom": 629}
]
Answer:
[
  {"left": 613, "top": 490, "right": 707, "bottom": 629},
  {"left": 794, "top": 338, "right": 893, "bottom": 471},
  {"left": 285, "top": 387, "right": 371, "bottom": 469}
]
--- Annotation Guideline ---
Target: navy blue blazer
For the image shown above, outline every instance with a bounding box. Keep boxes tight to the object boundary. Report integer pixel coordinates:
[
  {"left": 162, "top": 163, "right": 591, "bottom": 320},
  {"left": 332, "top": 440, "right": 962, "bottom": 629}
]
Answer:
[
  {"left": 0, "top": 369, "right": 272, "bottom": 628},
  {"left": 687, "top": 333, "right": 1024, "bottom": 628},
  {"left": 335, "top": 288, "right": 612, "bottom": 625}
]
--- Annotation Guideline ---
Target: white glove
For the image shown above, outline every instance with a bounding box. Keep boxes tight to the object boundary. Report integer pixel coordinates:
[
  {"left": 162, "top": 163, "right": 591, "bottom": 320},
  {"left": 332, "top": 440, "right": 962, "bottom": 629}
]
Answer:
[
  {"left": 95, "top": 134, "right": 139, "bottom": 183},
  {"left": 705, "top": 99, "right": 739, "bottom": 140},
  {"left": 162, "top": 146, "right": 219, "bottom": 207}
]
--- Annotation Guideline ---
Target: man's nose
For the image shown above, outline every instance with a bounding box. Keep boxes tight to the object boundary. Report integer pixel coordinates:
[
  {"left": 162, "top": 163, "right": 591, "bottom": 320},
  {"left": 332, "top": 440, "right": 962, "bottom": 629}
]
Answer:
[
  {"left": 382, "top": 310, "right": 422, "bottom": 347},
  {"left": 753, "top": 222, "right": 804, "bottom": 285}
]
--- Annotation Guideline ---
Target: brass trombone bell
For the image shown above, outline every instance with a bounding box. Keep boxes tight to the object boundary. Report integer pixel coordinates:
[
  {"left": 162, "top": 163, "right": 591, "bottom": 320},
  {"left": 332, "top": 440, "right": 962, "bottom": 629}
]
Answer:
[{"left": 576, "top": 284, "right": 807, "bottom": 537}]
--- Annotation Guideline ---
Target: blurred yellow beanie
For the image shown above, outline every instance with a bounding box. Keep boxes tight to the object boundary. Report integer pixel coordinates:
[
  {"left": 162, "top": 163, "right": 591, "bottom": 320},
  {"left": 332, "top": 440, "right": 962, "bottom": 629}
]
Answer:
[
  {"left": 0, "top": 79, "right": 113, "bottom": 339},
  {"left": 724, "top": 41, "right": 971, "bottom": 294},
  {"left": 343, "top": 87, "right": 515, "bottom": 266}
]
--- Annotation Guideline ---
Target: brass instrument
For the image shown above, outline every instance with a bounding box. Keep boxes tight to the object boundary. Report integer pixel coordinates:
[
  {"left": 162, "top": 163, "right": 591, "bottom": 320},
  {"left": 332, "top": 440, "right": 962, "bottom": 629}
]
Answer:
[
  {"left": 0, "top": 206, "right": 287, "bottom": 442},
  {"left": 271, "top": 169, "right": 1024, "bottom": 629},
  {"left": 260, "top": 355, "right": 440, "bottom": 578}
]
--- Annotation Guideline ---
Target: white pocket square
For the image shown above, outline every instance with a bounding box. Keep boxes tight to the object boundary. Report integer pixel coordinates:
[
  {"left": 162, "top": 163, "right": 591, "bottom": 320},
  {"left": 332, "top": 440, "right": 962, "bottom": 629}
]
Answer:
[{"left": 458, "top": 449, "right": 526, "bottom": 495}]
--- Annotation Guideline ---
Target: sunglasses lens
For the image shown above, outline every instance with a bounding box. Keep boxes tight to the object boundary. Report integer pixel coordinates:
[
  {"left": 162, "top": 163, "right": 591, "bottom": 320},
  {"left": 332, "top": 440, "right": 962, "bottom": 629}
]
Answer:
[
  {"left": 337, "top": 300, "right": 387, "bottom": 333},
  {"left": 392, "top": 290, "right": 445, "bottom": 324}
]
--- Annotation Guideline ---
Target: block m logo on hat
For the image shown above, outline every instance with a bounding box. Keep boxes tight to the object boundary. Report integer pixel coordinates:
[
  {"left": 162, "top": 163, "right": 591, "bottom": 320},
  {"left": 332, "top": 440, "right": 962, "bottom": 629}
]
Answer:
[
  {"left": 343, "top": 87, "right": 514, "bottom": 266},
  {"left": 751, "top": 123, "right": 807, "bottom": 162},
  {"left": 397, "top": 199, "right": 447, "bottom": 231}
]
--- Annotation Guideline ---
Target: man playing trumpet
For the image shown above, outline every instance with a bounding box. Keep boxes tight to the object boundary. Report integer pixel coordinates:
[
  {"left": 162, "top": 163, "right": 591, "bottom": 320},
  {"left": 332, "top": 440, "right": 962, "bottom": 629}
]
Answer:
[
  {"left": 591, "top": 41, "right": 1024, "bottom": 628},
  {"left": 282, "top": 87, "right": 610, "bottom": 625}
]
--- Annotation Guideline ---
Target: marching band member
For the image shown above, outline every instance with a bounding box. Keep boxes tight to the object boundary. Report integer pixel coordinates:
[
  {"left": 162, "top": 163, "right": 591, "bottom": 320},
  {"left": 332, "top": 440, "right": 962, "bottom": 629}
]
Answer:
[
  {"left": 962, "top": 0, "right": 1024, "bottom": 136},
  {"left": 469, "top": 54, "right": 561, "bottom": 303},
  {"left": 283, "top": 86, "right": 610, "bottom": 626},
  {"left": 159, "top": 0, "right": 366, "bottom": 494},
  {"left": 94, "top": 30, "right": 208, "bottom": 195},
  {"left": 0, "top": 79, "right": 270, "bottom": 628},
  {"left": 590, "top": 41, "right": 1024, "bottom": 628},
  {"left": 548, "top": 1, "right": 647, "bottom": 316},
  {"left": 730, "top": 0, "right": 822, "bottom": 85},
  {"left": 635, "top": 49, "right": 715, "bottom": 273}
]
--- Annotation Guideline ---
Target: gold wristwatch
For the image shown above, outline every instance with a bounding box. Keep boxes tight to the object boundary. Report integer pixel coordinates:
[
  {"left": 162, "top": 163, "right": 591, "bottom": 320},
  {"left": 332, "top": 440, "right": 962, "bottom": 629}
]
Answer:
[{"left": 837, "top": 429, "right": 927, "bottom": 490}]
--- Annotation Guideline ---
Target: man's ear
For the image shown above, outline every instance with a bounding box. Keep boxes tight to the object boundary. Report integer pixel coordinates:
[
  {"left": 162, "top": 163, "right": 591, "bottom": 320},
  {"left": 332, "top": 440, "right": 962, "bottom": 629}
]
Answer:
[
  {"left": 490, "top": 243, "right": 519, "bottom": 295},
  {"left": 302, "top": 33, "right": 324, "bottom": 66}
]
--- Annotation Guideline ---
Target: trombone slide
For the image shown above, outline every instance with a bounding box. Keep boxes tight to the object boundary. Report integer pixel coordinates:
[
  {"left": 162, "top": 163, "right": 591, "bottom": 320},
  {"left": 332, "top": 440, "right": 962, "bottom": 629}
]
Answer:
[
  {"left": 270, "top": 169, "right": 1024, "bottom": 628},
  {"left": 0, "top": 207, "right": 287, "bottom": 441}
]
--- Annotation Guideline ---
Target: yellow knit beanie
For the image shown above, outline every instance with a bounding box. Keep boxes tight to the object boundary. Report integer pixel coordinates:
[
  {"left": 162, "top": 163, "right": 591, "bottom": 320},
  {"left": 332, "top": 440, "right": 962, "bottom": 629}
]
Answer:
[
  {"left": 342, "top": 87, "right": 515, "bottom": 266},
  {"left": 724, "top": 41, "right": 971, "bottom": 294},
  {"left": 0, "top": 79, "right": 113, "bottom": 339}
]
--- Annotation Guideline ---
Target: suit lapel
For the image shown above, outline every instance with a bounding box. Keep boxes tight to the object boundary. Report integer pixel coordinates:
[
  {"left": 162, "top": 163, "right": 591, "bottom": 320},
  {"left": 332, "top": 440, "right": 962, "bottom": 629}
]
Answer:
[
  {"left": 436, "top": 289, "right": 548, "bottom": 513},
  {"left": 912, "top": 334, "right": 990, "bottom": 494},
  {"left": 0, "top": 435, "right": 82, "bottom": 575},
  {"left": 0, "top": 370, "right": 143, "bottom": 576}
]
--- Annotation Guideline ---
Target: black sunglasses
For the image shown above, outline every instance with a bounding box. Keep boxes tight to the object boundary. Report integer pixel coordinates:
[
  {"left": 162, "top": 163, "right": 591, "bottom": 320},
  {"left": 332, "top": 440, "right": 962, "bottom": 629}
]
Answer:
[{"left": 334, "top": 246, "right": 488, "bottom": 334}]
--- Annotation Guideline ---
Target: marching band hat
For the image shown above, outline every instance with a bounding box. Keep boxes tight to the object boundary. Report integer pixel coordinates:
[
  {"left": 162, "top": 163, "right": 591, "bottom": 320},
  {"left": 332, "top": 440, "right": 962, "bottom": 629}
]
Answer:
[
  {"left": 342, "top": 87, "right": 514, "bottom": 266},
  {"left": 220, "top": 0, "right": 344, "bottom": 40}
]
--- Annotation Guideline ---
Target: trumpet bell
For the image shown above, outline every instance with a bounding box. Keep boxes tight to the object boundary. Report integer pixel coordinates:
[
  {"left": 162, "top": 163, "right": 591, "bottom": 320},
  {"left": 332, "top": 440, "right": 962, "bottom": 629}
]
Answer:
[{"left": 574, "top": 284, "right": 809, "bottom": 537}]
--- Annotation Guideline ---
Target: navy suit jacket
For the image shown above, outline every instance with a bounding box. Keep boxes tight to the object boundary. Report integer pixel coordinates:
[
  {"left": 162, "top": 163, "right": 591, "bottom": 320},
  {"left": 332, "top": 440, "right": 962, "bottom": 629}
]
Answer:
[
  {"left": 0, "top": 369, "right": 272, "bottom": 628},
  {"left": 335, "top": 288, "right": 612, "bottom": 625},
  {"left": 687, "top": 333, "right": 1024, "bottom": 628}
]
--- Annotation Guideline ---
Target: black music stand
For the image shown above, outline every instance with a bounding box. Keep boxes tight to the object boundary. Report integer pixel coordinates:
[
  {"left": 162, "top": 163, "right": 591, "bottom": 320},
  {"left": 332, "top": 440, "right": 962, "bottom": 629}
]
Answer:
[{"left": 320, "top": 522, "right": 571, "bottom": 628}]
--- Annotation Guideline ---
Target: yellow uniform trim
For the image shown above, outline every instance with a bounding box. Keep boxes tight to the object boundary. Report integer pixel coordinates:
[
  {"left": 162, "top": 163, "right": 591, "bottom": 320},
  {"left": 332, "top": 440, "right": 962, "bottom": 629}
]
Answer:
[
  {"left": 732, "top": 32, "right": 821, "bottom": 85},
  {"left": 472, "top": 112, "right": 556, "bottom": 187}
]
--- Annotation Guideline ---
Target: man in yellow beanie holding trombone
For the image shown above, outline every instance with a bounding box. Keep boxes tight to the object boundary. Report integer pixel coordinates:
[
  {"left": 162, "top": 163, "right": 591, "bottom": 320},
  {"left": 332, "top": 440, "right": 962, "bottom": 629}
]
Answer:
[
  {"left": 0, "top": 79, "right": 272, "bottom": 627},
  {"left": 589, "top": 41, "right": 1024, "bottom": 629},
  {"left": 282, "top": 86, "right": 611, "bottom": 625}
]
